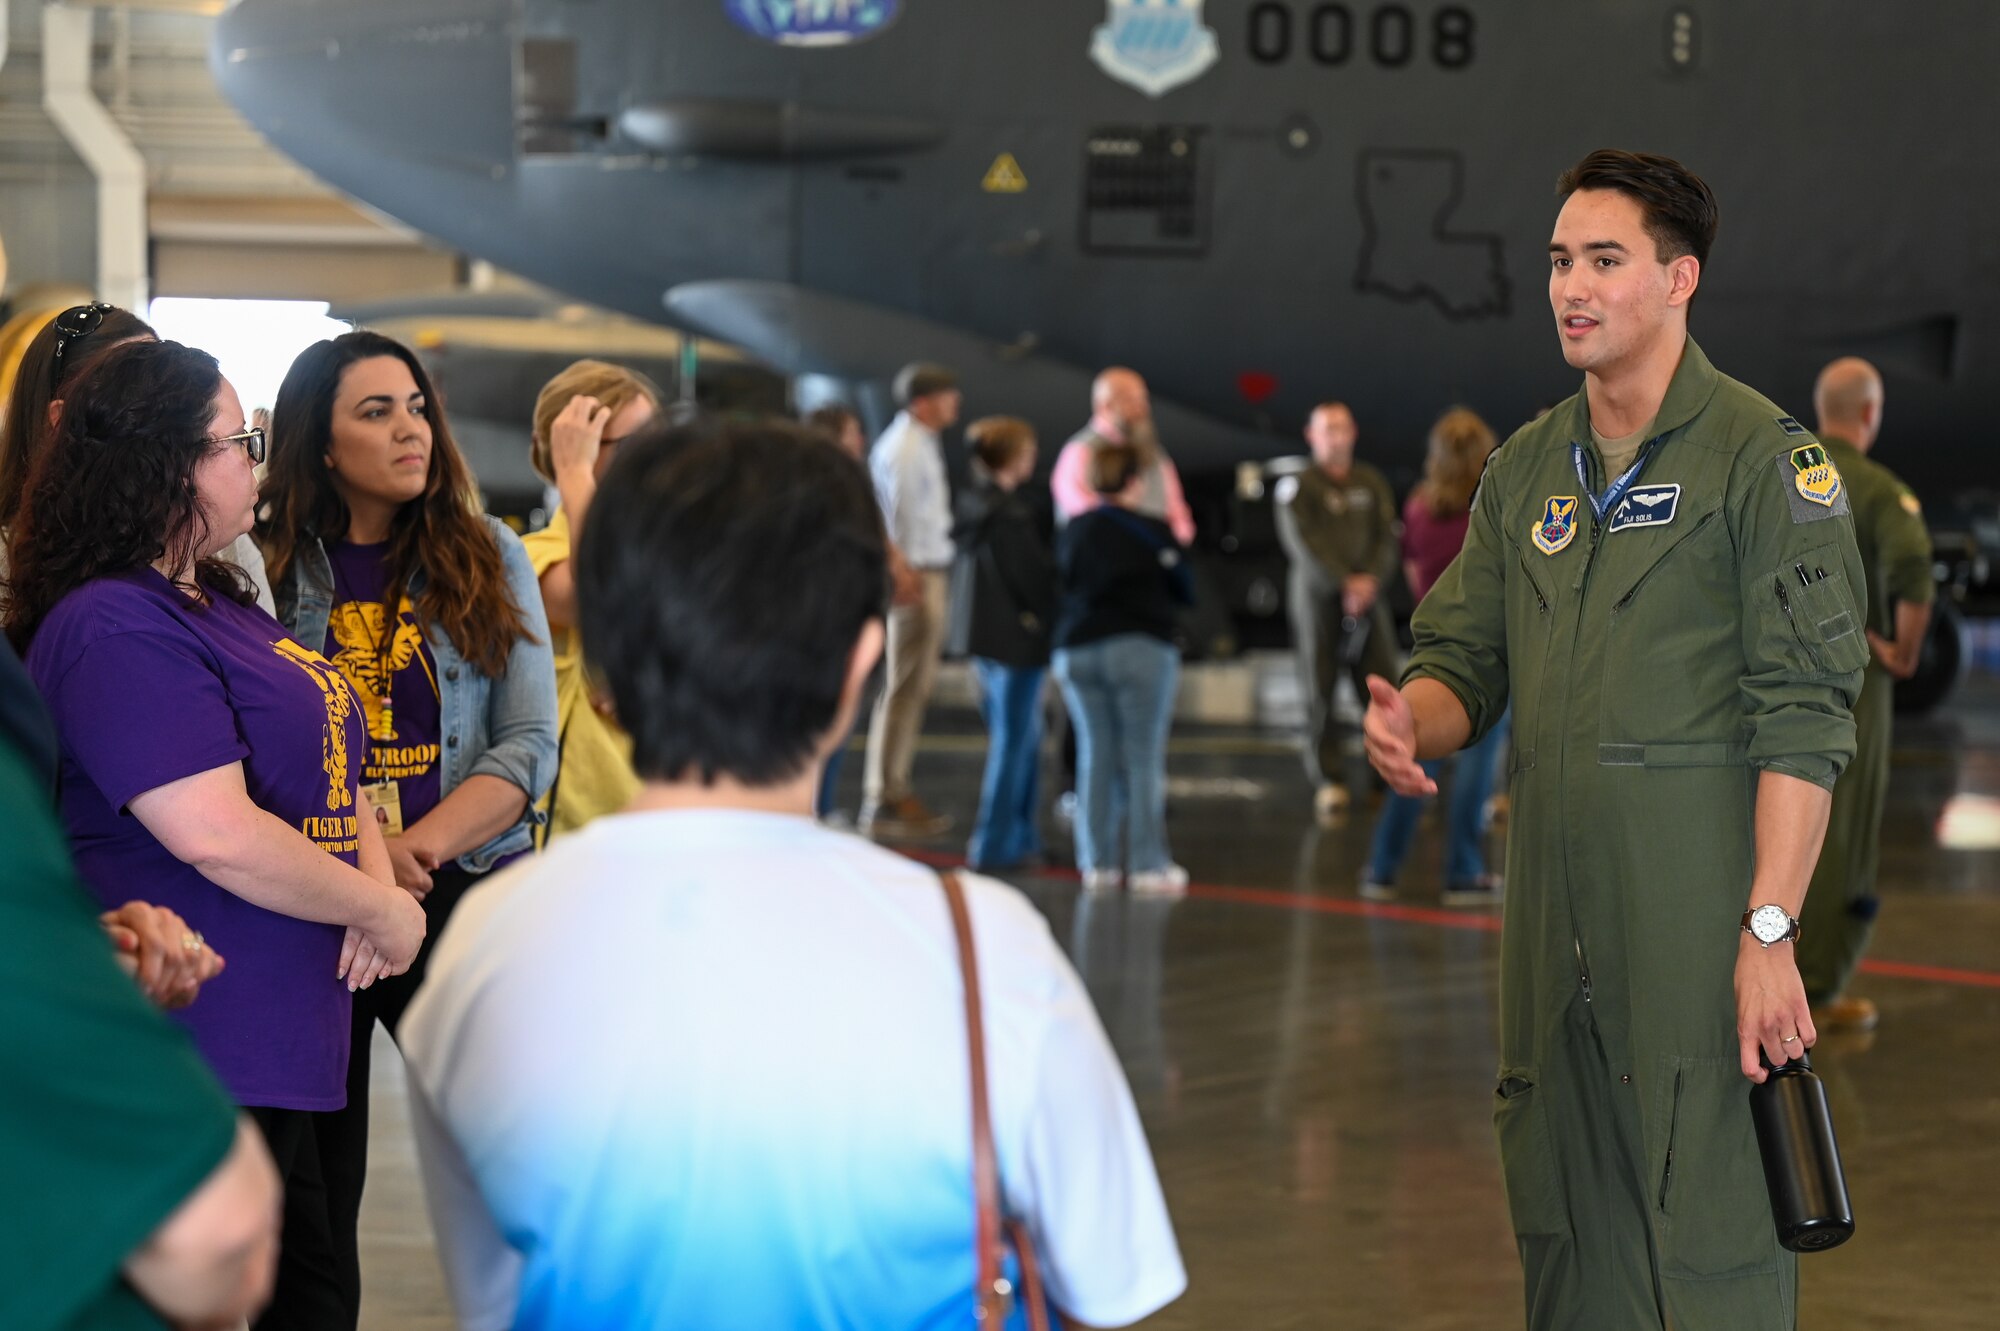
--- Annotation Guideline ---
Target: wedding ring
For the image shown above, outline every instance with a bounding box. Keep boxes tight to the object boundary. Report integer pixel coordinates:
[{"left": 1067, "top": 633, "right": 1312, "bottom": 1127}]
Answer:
[
  {"left": 182, "top": 931, "right": 203, "bottom": 953},
  {"left": 1782, "top": 1034, "right": 1800, "bottom": 1044}
]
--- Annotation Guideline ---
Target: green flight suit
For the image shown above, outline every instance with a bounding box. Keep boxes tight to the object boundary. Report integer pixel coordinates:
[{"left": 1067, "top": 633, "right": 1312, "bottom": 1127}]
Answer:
[
  {"left": 1405, "top": 340, "right": 1869, "bottom": 1329},
  {"left": 1796, "top": 436, "right": 1934, "bottom": 1003},
  {"left": 1275, "top": 460, "right": 1402, "bottom": 784}
]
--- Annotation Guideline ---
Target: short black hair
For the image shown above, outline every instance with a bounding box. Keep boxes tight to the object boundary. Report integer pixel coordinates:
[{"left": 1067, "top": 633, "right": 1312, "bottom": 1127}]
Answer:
[
  {"left": 1556, "top": 149, "right": 1718, "bottom": 268},
  {"left": 576, "top": 417, "right": 888, "bottom": 788}
]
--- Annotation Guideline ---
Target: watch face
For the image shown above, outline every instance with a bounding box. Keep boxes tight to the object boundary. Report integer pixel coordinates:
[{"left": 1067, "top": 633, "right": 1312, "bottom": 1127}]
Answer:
[{"left": 1751, "top": 905, "right": 1792, "bottom": 943}]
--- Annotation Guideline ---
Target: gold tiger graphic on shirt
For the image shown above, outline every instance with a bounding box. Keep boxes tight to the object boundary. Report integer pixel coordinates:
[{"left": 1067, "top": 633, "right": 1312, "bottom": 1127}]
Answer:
[
  {"left": 272, "top": 638, "right": 358, "bottom": 812},
  {"left": 328, "top": 597, "right": 431, "bottom": 742}
]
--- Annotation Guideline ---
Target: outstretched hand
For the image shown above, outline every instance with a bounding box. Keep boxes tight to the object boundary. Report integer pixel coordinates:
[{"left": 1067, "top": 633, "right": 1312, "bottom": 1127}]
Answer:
[{"left": 1362, "top": 675, "right": 1437, "bottom": 797}]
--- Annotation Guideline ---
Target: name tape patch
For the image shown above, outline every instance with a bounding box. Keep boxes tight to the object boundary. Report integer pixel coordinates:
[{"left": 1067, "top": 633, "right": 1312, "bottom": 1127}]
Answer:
[{"left": 1607, "top": 483, "right": 1681, "bottom": 533}]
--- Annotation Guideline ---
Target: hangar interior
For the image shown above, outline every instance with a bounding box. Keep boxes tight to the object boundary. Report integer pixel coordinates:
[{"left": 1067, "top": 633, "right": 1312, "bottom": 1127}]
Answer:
[{"left": 3, "top": 4, "right": 1999, "bottom": 1330}]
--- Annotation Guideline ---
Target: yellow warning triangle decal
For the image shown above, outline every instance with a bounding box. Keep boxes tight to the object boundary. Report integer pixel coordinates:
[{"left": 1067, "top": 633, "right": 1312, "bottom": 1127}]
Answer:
[{"left": 982, "top": 153, "right": 1028, "bottom": 194}]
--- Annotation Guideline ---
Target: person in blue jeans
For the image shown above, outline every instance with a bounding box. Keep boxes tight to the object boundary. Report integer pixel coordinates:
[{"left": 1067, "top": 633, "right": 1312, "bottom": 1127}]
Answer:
[
  {"left": 947, "top": 417, "right": 1057, "bottom": 871},
  {"left": 1052, "top": 441, "right": 1194, "bottom": 895},
  {"left": 1361, "top": 407, "right": 1505, "bottom": 907}
]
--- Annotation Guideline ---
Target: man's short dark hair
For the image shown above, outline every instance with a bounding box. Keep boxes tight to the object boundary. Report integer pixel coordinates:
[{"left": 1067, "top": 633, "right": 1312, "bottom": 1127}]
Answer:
[
  {"left": 893, "top": 361, "right": 958, "bottom": 406},
  {"left": 576, "top": 417, "right": 888, "bottom": 788},
  {"left": 1556, "top": 149, "right": 1718, "bottom": 268}
]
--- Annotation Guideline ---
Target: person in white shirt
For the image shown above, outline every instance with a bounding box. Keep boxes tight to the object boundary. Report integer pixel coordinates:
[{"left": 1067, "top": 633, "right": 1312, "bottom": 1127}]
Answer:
[
  {"left": 400, "top": 415, "right": 1185, "bottom": 1331},
  {"left": 862, "top": 361, "right": 964, "bottom": 839}
]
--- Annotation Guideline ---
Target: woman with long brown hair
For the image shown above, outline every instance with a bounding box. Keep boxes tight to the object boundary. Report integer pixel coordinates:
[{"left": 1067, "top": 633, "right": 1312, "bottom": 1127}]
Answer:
[
  {"left": 1361, "top": 407, "right": 1508, "bottom": 907},
  {"left": 259, "top": 328, "right": 556, "bottom": 1319}
]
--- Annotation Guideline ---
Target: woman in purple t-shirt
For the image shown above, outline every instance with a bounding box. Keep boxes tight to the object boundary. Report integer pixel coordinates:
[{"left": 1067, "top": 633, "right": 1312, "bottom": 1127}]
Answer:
[
  {"left": 259, "top": 330, "right": 558, "bottom": 1315},
  {"left": 6, "top": 338, "right": 426, "bottom": 1330},
  {"left": 1361, "top": 408, "right": 1511, "bottom": 907}
]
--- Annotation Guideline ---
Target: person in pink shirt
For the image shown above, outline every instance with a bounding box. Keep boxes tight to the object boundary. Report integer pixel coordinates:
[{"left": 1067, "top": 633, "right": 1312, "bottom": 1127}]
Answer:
[
  {"left": 1361, "top": 408, "right": 1507, "bottom": 907},
  {"left": 1051, "top": 368, "right": 1196, "bottom": 546}
]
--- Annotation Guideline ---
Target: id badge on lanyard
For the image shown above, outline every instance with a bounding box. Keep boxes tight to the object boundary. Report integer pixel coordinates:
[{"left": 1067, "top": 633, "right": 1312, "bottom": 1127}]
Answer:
[
  {"left": 361, "top": 780, "right": 404, "bottom": 838},
  {"left": 1572, "top": 440, "right": 1659, "bottom": 527}
]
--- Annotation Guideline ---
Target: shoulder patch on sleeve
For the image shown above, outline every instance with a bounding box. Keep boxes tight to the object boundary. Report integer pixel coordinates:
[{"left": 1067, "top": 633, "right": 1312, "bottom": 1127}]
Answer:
[
  {"left": 1775, "top": 416, "right": 1810, "bottom": 437},
  {"left": 1775, "top": 444, "right": 1851, "bottom": 523},
  {"left": 1899, "top": 490, "right": 1923, "bottom": 518}
]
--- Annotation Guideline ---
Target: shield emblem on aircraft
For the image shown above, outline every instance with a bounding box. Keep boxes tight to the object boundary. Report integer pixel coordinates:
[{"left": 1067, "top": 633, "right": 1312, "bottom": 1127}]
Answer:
[
  {"left": 1091, "top": 0, "right": 1221, "bottom": 97},
  {"left": 724, "top": 1, "right": 901, "bottom": 48}
]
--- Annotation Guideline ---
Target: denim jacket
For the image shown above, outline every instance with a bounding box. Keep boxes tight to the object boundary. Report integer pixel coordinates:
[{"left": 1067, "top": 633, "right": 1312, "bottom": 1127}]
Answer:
[{"left": 275, "top": 515, "right": 558, "bottom": 872}]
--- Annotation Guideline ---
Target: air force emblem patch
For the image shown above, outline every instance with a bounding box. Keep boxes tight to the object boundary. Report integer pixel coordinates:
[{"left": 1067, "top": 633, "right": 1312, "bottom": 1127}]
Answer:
[
  {"left": 1091, "top": 0, "right": 1220, "bottom": 98},
  {"left": 1777, "top": 445, "right": 1850, "bottom": 523},
  {"left": 1607, "top": 483, "right": 1681, "bottom": 534},
  {"left": 1790, "top": 444, "right": 1844, "bottom": 507},
  {"left": 1532, "top": 496, "right": 1580, "bottom": 555}
]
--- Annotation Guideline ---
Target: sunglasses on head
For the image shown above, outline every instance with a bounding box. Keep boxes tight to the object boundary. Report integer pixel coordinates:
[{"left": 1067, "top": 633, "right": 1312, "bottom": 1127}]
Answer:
[
  {"left": 50, "top": 302, "right": 114, "bottom": 379},
  {"left": 210, "top": 425, "right": 267, "bottom": 466}
]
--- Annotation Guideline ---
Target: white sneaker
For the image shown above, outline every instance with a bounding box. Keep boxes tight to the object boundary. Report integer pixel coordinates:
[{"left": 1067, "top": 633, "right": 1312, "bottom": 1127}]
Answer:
[
  {"left": 1313, "top": 783, "right": 1350, "bottom": 821},
  {"left": 1081, "top": 868, "right": 1123, "bottom": 892},
  {"left": 1128, "top": 864, "right": 1190, "bottom": 897}
]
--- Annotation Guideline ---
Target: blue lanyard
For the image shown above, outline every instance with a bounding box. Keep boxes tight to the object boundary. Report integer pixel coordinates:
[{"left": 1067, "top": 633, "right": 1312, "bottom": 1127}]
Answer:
[{"left": 1572, "top": 439, "right": 1658, "bottom": 525}]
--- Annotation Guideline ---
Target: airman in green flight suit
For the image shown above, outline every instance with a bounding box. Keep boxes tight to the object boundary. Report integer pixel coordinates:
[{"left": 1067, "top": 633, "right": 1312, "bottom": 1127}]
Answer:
[
  {"left": 1796, "top": 357, "right": 1935, "bottom": 1032},
  {"left": 1364, "top": 151, "right": 1869, "bottom": 1329}
]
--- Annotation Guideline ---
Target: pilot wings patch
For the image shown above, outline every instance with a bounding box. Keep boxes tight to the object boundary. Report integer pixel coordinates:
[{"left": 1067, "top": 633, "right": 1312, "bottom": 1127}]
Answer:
[{"left": 1607, "top": 483, "right": 1681, "bottom": 533}]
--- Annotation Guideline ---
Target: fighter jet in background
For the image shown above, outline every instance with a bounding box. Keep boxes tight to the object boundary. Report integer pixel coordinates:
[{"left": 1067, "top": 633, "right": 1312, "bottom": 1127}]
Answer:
[{"left": 212, "top": 0, "right": 1993, "bottom": 687}]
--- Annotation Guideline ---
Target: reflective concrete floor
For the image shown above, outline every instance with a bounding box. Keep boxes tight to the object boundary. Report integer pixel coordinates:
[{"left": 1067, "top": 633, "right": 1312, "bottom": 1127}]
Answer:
[{"left": 355, "top": 665, "right": 2000, "bottom": 1330}]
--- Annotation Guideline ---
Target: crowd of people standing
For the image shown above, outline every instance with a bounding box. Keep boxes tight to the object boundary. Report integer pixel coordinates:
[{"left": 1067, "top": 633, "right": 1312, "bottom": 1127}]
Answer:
[
  {"left": 0, "top": 307, "right": 1185, "bottom": 1330},
  {"left": 0, "top": 145, "right": 1930, "bottom": 1331}
]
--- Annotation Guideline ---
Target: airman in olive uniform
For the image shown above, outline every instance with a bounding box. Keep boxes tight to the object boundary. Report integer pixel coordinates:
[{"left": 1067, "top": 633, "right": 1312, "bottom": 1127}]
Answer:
[
  {"left": 1366, "top": 152, "right": 1868, "bottom": 1330},
  {"left": 1796, "top": 358, "right": 1935, "bottom": 1031},
  {"left": 1274, "top": 402, "right": 1401, "bottom": 817}
]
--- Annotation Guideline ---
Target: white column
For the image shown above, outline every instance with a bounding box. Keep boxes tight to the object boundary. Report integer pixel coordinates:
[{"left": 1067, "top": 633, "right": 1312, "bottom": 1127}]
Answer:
[{"left": 42, "top": 4, "right": 150, "bottom": 313}]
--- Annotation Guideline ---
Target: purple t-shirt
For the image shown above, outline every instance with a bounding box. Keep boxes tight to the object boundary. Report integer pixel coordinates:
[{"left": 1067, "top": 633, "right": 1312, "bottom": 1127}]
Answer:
[
  {"left": 323, "top": 541, "right": 443, "bottom": 830},
  {"left": 27, "top": 569, "right": 368, "bottom": 1110}
]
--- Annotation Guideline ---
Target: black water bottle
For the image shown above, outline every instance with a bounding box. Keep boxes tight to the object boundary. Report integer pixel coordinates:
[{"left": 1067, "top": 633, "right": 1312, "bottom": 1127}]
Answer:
[{"left": 1750, "top": 1050, "right": 1855, "bottom": 1252}]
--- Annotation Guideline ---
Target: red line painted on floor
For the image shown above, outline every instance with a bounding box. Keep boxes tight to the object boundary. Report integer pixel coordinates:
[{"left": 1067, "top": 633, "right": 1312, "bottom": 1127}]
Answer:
[
  {"left": 896, "top": 848, "right": 2000, "bottom": 990},
  {"left": 1855, "top": 958, "right": 2000, "bottom": 990}
]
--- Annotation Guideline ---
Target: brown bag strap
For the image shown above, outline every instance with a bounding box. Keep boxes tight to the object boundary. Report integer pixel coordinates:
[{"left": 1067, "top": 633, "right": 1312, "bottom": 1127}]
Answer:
[
  {"left": 941, "top": 870, "right": 1010, "bottom": 1323},
  {"left": 942, "top": 870, "right": 1058, "bottom": 1331}
]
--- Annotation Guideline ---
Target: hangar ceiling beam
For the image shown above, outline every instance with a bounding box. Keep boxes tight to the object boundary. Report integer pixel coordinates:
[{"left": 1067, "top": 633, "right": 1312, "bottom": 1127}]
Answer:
[{"left": 42, "top": 4, "right": 149, "bottom": 311}]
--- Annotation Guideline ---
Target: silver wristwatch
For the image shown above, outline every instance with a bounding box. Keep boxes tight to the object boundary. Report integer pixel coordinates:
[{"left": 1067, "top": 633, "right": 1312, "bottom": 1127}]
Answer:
[{"left": 1741, "top": 904, "right": 1802, "bottom": 948}]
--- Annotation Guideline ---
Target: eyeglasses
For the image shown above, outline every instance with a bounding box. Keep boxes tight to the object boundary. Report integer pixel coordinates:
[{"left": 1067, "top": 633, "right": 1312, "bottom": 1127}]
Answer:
[
  {"left": 211, "top": 425, "right": 267, "bottom": 465},
  {"left": 50, "top": 302, "right": 113, "bottom": 379}
]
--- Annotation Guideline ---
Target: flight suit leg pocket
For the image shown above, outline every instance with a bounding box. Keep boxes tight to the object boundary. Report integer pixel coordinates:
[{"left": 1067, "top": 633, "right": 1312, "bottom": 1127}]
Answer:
[
  {"left": 1494, "top": 1068, "right": 1569, "bottom": 1243},
  {"left": 1654, "top": 1056, "right": 1781, "bottom": 1281}
]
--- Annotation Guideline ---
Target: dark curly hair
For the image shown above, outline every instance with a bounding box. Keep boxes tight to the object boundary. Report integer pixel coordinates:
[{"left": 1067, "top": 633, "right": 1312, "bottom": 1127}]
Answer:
[
  {"left": 0, "top": 303, "right": 156, "bottom": 532},
  {"left": 5, "top": 338, "right": 255, "bottom": 648},
  {"left": 1556, "top": 148, "right": 1718, "bottom": 268},
  {"left": 258, "top": 330, "right": 531, "bottom": 677}
]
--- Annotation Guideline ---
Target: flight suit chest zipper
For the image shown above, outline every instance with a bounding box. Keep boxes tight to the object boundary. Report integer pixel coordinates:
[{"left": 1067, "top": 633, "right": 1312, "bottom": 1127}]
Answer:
[
  {"left": 1555, "top": 523, "right": 1603, "bottom": 1004},
  {"left": 1610, "top": 510, "right": 1722, "bottom": 620}
]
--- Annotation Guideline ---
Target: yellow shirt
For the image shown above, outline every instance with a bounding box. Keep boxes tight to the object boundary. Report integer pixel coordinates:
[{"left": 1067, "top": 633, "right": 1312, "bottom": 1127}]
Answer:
[{"left": 520, "top": 508, "right": 639, "bottom": 844}]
